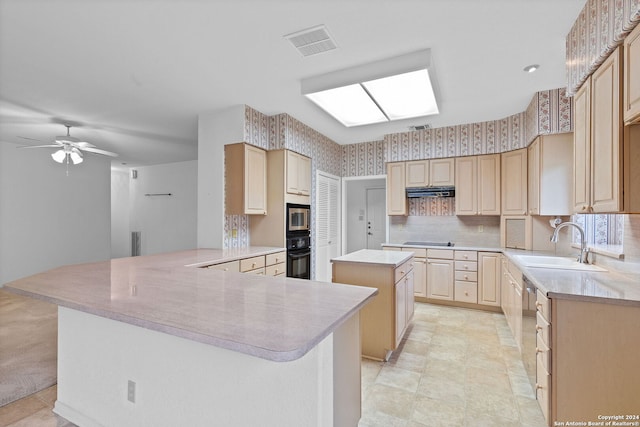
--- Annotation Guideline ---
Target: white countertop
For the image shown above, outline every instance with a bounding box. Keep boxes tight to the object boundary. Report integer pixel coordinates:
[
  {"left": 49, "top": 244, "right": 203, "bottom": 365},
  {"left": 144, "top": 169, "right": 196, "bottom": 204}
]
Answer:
[
  {"left": 4, "top": 248, "right": 378, "bottom": 362},
  {"left": 382, "top": 242, "right": 640, "bottom": 305},
  {"left": 331, "top": 249, "right": 413, "bottom": 267}
]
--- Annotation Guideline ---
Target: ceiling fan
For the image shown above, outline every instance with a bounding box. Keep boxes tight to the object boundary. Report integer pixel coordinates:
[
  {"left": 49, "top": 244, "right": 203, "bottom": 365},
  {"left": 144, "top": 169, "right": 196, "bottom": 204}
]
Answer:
[{"left": 19, "top": 125, "right": 118, "bottom": 165}]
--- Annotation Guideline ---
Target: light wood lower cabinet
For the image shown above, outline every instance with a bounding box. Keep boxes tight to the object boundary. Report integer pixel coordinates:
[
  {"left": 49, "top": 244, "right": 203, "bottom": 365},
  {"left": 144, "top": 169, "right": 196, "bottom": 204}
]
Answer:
[
  {"left": 501, "top": 256, "right": 522, "bottom": 351},
  {"left": 454, "top": 250, "right": 477, "bottom": 304},
  {"left": 537, "top": 292, "right": 640, "bottom": 426},
  {"left": 478, "top": 252, "right": 501, "bottom": 307},
  {"left": 203, "top": 251, "right": 286, "bottom": 277},
  {"left": 332, "top": 257, "right": 415, "bottom": 361},
  {"left": 426, "top": 249, "right": 454, "bottom": 301}
]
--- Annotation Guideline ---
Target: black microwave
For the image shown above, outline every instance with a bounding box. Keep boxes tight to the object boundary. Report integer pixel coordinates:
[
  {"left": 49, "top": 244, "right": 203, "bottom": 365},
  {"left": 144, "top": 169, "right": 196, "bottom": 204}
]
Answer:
[{"left": 286, "top": 203, "right": 310, "bottom": 234}]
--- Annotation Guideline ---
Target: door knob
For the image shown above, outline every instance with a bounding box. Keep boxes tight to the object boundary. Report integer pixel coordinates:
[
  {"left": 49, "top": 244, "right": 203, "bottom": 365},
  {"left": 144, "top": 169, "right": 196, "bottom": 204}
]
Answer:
[{"left": 367, "top": 232, "right": 373, "bottom": 235}]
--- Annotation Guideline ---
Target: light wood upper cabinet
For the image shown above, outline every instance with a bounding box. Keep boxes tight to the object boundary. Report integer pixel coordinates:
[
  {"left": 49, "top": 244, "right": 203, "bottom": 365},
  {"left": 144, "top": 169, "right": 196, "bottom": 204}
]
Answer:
[
  {"left": 455, "top": 154, "right": 500, "bottom": 215},
  {"left": 624, "top": 23, "right": 640, "bottom": 124},
  {"left": 405, "top": 158, "right": 455, "bottom": 188},
  {"left": 573, "top": 78, "right": 592, "bottom": 213},
  {"left": 429, "top": 158, "right": 455, "bottom": 186},
  {"left": 573, "top": 47, "right": 640, "bottom": 214},
  {"left": 225, "top": 143, "right": 267, "bottom": 215},
  {"left": 528, "top": 133, "right": 573, "bottom": 216},
  {"left": 386, "top": 162, "right": 407, "bottom": 216},
  {"left": 501, "top": 148, "right": 528, "bottom": 216},
  {"left": 405, "top": 160, "right": 429, "bottom": 187},
  {"left": 286, "top": 151, "right": 311, "bottom": 197}
]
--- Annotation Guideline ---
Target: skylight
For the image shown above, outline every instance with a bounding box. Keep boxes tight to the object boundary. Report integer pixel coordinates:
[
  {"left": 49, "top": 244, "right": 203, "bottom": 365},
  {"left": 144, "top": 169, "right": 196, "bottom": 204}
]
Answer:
[{"left": 301, "top": 49, "right": 440, "bottom": 127}]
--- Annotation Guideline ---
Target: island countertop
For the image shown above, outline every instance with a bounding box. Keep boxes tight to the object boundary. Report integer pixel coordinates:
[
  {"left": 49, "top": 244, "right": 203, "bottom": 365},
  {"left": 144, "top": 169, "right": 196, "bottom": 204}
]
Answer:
[
  {"left": 331, "top": 249, "right": 413, "bottom": 267},
  {"left": 4, "top": 248, "right": 378, "bottom": 362}
]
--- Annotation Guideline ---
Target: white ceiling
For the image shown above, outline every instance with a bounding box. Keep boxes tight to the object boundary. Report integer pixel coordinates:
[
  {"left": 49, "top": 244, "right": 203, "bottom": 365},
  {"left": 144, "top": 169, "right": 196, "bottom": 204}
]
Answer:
[{"left": 0, "top": 0, "right": 586, "bottom": 167}]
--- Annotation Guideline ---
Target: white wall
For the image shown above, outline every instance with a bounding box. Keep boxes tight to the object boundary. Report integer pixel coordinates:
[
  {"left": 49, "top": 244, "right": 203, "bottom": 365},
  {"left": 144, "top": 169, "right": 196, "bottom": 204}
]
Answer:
[
  {"left": 197, "top": 106, "right": 245, "bottom": 248},
  {"left": 0, "top": 142, "right": 111, "bottom": 285},
  {"left": 111, "top": 168, "right": 130, "bottom": 258},
  {"left": 127, "top": 161, "right": 197, "bottom": 256}
]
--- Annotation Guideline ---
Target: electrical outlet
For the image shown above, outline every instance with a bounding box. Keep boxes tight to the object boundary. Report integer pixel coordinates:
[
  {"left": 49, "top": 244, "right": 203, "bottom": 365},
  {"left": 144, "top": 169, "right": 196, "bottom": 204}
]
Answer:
[
  {"left": 127, "top": 380, "right": 136, "bottom": 403},
  {"left": 477, "top": 225, "right": 484, "bottom": 233}
]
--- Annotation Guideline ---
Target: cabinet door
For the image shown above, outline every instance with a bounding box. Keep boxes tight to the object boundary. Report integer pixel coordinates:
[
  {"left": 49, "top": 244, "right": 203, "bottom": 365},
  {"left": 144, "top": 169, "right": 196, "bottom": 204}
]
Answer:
[
  {"left": 430, "top": 158, "right": 455, "bottom": 186},
  {"left": 412, "top": 257, "right": 427, "bottom": 297},
  {"left": 386, "top": 162, "right": 407, "bottom": 215},
  {"left": 405, "top": 270, "right": 415, "bottom": 322},
  {"left": 298, "top": 154, "right": 311, "bottom": 196},
  {"left": 245, "top": 145, "right": 268, "bottom": 214},
  {"left": 286, "top": 151, "right": 311, "bottom": 196},
  {"left": 591, "top": 47, "right": 623, "bottom": 213},
  {"left": 395, "top": 277, "right": 407, "bottom": 346},
  {"left": 455, "top": 156, "right": 477, "bottom": 215},
  {"left": 478, "top": 252, "right": 501, "bottom": 307},
  {"left": 527, "top": 138, "right": 540, "bottom": 215},
  {"left": 427, "top": 259, "right": 454, "bottom": 300},
  {"left": 501, "top": 148, "right": 528, "bottom": 216},
  {"left": 573, "top": 79, "right": 591, "bottom": 213},
  {"left": 624, "top": 23, "right": 640, "bottom": 124},
  {"left": 478, "top": 154, "right": 501, "bottom": 215},
  {"left": 406, "top": 160, "right": 429, "bottom": 187}
]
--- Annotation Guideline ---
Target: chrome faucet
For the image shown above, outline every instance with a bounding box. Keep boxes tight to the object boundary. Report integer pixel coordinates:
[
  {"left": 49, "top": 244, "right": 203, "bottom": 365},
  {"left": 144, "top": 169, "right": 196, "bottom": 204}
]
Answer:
[{"left": 550, "top": 222, "right": 590, "bottom": 264}]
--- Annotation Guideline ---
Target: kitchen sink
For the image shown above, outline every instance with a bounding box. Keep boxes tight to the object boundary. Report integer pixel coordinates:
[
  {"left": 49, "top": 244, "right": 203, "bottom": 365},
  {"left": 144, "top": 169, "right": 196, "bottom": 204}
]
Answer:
[{"left": 511, "top": 254, "right": 607, "bottom": 272}]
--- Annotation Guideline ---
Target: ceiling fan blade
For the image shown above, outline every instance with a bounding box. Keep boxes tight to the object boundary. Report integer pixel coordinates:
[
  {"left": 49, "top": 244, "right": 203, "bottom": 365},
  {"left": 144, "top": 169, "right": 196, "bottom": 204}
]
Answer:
[
  {"left": 17, "top": 144, "right": 61, "bottom": 149},
  {"left": 17, "top": 135, "right": 43, "bottom": 142},
  {"left": 74, "top": 141, "right": 96, "bottom": 149},
  {"left": 82, "top": 147, "right": 119, "bottom": 157}
]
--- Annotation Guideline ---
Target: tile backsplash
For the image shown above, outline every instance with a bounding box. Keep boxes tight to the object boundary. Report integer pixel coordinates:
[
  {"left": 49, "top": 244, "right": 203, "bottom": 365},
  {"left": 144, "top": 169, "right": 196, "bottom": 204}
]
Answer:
[{"left": 389, "top": 215, "right": 501, "bottom": 248}]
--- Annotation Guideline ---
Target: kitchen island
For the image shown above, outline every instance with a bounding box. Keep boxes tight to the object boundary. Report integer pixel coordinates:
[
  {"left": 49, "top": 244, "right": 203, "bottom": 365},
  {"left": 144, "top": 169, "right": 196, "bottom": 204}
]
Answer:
[
  {"left": 332, "top": 249, "right": 414, "bottom": 361},
  {"left": 4, "top": 248, "right": 377, "bottom": 427}
]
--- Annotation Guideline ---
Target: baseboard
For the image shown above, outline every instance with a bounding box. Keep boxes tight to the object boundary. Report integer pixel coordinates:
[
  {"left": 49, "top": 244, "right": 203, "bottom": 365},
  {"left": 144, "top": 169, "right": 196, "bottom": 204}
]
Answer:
[{"left": 54, "top": 400, "right": 103, "bottom": 427}]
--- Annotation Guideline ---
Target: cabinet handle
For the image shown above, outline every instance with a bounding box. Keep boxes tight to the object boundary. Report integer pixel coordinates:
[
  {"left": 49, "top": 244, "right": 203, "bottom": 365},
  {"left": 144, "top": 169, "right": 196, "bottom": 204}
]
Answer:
[
  {"left": 536, "top": 347, "right": 542, "bottom": 354},
  {"left": 464, "top": 265, "right": 469, "bottom": 269},
  {"left": 535, "top": 383, "right": 543, "bottom": 390},
  {"left": 224, "top": 268, "right": 229, "bottom": 272},
  {"left": 535, "top": 302, "right": 543, "bottom": 309},
  {"left": 400, "top": 270, "right": 405, "bottom": 275},
  {"left": 252, "top": 263, "right": 256, "bottom": 268},
  {"left": 523, "top": 211, "right": 526, "bottom": 215},
  {"left": 464, "top": 291, "right": 469, "bottom": 296},
  {"left": 536, "top": 325, "right": 543, "bottom": 331},
  {"left": 463, "top": 255, "right": 468, "bottom": 259},
  {"left": 464, "top": 275, "right": 468, "bottom": 280}
]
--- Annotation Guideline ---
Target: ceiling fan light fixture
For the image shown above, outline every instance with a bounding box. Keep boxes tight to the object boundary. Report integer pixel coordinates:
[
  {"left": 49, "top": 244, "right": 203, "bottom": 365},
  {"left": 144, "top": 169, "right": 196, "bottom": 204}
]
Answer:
[
  {"left": 70, "top": 151, "right": 83, "bottom": 165},
  {"left": 51, "top": 149, "right": 66, "bottom": 163}
]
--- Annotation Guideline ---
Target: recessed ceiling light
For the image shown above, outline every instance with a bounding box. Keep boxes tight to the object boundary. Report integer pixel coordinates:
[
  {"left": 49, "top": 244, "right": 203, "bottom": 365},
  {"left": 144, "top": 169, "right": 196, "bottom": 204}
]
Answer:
[
  {"left": 523, "top": 64, "right": 540, "bottom": 73},
  {"left": 302, "top": 49, "right": 440, "bottom": 127}
]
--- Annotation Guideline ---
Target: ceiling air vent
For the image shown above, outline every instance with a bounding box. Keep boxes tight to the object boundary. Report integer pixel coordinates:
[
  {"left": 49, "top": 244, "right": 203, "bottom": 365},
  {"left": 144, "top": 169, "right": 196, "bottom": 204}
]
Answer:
[
  {"left": 410, "top": 124, "right": 431, "bottom": 131},
  {"left": 285, "top": 25, "right": 337, "bottom": 57}
]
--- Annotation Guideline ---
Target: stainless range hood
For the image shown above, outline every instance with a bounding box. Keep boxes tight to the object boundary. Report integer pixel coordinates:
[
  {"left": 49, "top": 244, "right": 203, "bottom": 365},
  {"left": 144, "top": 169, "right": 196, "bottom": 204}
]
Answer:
[{"left": 406, "top": 186, "right": 455, "bottom": 198}]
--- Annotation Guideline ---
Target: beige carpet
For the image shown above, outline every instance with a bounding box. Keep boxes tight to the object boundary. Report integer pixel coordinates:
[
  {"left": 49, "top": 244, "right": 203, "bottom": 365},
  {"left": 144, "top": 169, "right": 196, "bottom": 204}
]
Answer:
[{"left": 0, "top": 289, "right": 57, "bottom": 407}]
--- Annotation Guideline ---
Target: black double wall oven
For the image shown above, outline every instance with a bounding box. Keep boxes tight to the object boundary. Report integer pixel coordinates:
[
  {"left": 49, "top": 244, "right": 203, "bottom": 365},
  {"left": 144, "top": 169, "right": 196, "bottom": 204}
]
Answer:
[{"left": 286, "top": 203, "right": 311, "bottom": 279}]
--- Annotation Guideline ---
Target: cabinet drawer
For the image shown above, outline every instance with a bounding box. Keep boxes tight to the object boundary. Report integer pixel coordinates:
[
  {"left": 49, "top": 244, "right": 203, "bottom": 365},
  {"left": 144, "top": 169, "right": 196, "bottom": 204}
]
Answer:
[
  {"left": 266, "top": 263, "right": 286, "bottom": 276},
  {"left": 536, "top": 311, "right": 551, "bottom": 346},
  {"left": 403, "top": 247, "right": 427, "bottom": 257},
  {"left": 454, "top": 281, "right": 478, "bottom": 303},
  {"left": 247, "top": 267, "right": 266, "bottom": 275},
  {"left": 454, "top": 271, "right": 477, "bottom": 282},
  {"left": 395, "top": 259, "right": 413, "bottom": 283},
  {"left": 455, "top": 261, "right": 477, "bottom": 272},
  {"left": 536, "top": 289, "right": 550, "bottom": 320},
  {"left": 206, "top": 260, "right": 240, "bottom": 272},
  {"left": 265, "top": 251, "right": 286, "bottom": 266},
  {"left": 455, "top": 250, "right": 477, "bottom": 261},
  {"left": 536, "top": 332, "right": 550, "bottom": 372},
  {"left": 240, "top": 256, "right": 266, "bottom": 272},
  {"left": 427, "top": 249, "right": 454, "bottom": 259},
  {"left": 536, "top": 354, "right": 551, "bottom": 423},
  {"left": 383, "top": 246, "right": 402, "bottom": 251}
]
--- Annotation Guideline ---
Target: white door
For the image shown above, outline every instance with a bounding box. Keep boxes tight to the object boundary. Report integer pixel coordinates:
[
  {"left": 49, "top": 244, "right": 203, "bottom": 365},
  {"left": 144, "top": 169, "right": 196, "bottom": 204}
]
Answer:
[
  {"left": 316, "top": 172, "right": 340, "bottom": 282},
  {"left": 366, "top": 188, "right": 386, "bottom": 250}
]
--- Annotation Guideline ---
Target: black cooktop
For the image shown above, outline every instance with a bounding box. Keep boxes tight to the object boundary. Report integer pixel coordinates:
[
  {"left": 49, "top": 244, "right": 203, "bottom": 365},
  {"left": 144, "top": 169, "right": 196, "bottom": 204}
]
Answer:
[{"left": 403, "top": 241, "right": 455, "bottom": 247}]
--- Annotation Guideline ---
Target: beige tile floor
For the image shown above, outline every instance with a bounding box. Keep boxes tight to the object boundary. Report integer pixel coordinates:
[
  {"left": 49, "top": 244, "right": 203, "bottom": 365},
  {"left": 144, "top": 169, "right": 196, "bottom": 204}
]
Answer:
[
  {"left": 1, "top": 302, "right": 546, "bottom": 427},
  {"left": 359, "top": 302, "right": 547, "bottom": 427}
]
